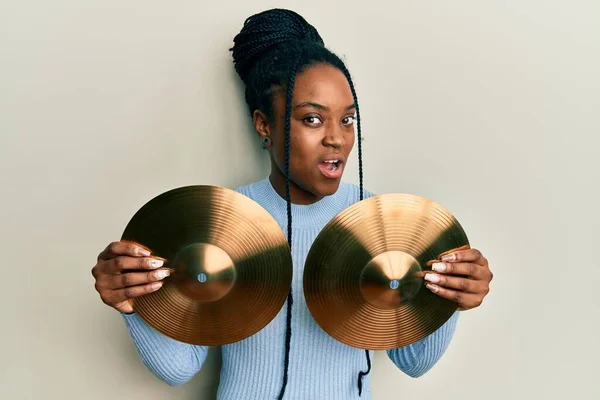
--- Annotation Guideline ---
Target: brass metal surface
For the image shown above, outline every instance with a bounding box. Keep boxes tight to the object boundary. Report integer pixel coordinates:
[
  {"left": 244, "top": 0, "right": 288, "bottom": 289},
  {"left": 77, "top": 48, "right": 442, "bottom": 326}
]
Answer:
[
  {"left": 304, "top": 193, "right": 469, "bottom": 350},
  {"left": 121, "top": 185, "right": 292, "bottom": 346}
]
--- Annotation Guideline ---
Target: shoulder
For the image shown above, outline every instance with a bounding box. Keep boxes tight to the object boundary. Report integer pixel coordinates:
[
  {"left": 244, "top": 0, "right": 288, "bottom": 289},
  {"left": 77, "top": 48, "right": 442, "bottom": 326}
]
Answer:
[
  {"left": 232, "top": 179, "right": 265, "bottom": 199},
  {"left": 233, "top": 182, "right": 252, "bottom": 196},
  {"left": 340, "top": 181, "right": 376, "bottom": 206}
]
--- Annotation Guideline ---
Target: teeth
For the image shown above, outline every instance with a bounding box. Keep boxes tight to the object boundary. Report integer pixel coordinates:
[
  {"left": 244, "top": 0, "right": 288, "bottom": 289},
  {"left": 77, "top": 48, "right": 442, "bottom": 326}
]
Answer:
[{"left": 325, "top": 160, "right": 339, "bottom": 163}]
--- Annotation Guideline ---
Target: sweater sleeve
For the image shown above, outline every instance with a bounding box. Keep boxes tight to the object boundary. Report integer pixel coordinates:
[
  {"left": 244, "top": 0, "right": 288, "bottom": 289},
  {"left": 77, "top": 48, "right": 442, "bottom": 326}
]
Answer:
[
  {"left": 353, "top": 185, "right": 459, "bottom": 376},
  {"left": 387, "top": 311, "right": 459, "bottom": 377},
  {"left": 122, "top": 312, "right": 209, "bottom": 386},
  {"left": 119, "top": 184, "right": 250, "bottom": 385}
]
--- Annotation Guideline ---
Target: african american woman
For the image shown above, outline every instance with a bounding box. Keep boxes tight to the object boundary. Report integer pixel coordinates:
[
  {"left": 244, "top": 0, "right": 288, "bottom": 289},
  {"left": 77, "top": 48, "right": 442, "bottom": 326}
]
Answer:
[{"left": 91, "top": 8, "right": 493, "bottom": 400}]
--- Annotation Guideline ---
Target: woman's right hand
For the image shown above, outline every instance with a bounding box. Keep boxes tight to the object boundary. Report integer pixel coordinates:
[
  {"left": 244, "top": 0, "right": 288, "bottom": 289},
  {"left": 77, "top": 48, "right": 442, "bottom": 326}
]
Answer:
[{"left": 92, "top": 241, "right": 170, "bottom": 314}]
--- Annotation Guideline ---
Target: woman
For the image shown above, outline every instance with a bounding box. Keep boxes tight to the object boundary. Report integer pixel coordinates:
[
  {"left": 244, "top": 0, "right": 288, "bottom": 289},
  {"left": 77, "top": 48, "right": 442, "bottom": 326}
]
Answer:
[{"left": 91, "top": 8, "right": 493, "bottom": 399}]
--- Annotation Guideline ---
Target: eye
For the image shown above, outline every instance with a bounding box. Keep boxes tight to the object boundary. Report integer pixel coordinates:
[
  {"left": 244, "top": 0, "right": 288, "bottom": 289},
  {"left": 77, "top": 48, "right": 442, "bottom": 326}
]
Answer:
[
  {"left": 341, "top": 115, "right": 356, "bottom": 126},
  {"left": 303, "top": 115, "right": 322, "bottom": 125}
]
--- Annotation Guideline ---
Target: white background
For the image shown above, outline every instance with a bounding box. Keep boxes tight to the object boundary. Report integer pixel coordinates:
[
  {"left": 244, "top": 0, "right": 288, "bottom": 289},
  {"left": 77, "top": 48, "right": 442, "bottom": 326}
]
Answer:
[{"left": 2, "top": 1, "right": 598, "bottom": 399}]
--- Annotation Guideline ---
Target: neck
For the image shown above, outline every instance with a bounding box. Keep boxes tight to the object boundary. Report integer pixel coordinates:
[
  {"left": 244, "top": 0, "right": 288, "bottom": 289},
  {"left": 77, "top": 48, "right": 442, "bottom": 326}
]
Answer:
[{"left": 269, "top": 170, "right": 322, "bottom": 205}]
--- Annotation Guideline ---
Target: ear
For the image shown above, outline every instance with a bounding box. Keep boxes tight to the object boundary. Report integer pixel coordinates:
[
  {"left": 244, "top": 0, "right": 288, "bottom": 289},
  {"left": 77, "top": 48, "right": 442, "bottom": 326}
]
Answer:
[{"left": 252, "top": 110, "right": 271, "bottom": 143}]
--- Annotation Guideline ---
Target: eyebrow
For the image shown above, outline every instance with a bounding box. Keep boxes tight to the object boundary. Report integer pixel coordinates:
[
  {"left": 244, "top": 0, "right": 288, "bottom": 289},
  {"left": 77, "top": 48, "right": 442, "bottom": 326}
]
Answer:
[{"left": 295, "top": 101, "right": 356, "bottom": 111}]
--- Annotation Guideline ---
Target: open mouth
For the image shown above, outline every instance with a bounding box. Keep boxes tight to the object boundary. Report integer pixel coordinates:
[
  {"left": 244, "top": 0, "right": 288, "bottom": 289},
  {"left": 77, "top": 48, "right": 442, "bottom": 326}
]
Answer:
[
  {"left": 323, "top": 160, "right": 340, "bottom": 171},
  {"left": 318, "top": 159, "right": 344, "bottom": 179}
]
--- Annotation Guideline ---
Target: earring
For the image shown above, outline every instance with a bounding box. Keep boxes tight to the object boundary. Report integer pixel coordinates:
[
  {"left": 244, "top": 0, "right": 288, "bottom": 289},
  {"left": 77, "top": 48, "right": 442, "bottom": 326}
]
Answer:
[{"left": 262, "top": 136, "right": 271, "bottom": 148}]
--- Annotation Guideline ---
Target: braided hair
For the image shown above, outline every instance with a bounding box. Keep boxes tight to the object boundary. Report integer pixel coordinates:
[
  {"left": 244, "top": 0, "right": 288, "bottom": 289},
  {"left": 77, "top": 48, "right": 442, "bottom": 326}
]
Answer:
[{"left": 230, "top": 9, "right": 368, "bottom": 398}]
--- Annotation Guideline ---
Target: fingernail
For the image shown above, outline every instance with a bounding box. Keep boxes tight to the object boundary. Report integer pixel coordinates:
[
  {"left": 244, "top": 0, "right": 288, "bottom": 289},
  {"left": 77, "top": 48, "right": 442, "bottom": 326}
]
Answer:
[
  {"left": 426, "top": 283, "right": 439, "bottom": 293},
  {"left": 156, "top": 270, "right": 170, "bottom": 279},
  {"left": 139, "top": 248, "right": 151, "bottom": 257},
  {"left": 432, "top": 262, "right": 447, "bottom": 272},
  {"left": 441, "top": 253, "right": 456, "bottom": 262},
  {"left": 150, "top": 259, "right": 164, "bottom": 268},
  {"left": 151, "top": 282, "right": 163, "bottom": 290},
  {"left": 424, "top": 273, "right": 440, "bottom": 283}
]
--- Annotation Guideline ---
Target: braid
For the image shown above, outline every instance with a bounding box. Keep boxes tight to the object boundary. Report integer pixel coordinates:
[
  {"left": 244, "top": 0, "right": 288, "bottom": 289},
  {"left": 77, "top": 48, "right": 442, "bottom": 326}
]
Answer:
[
  {"left": 338, "top": 65, "right": 364, "bottom": 201},
  {"left": 231, "top": 8, "right": 369, "bottom": 398},
  {"left": 231, "top": 9, "right": 322, "bottom": 83},
  {"left": 338, "top": 64, "right": 370, "bottom": 393},
  {"left": 231, "top": 9, "right": 324, "bottom": 120},
  {"left": 357, "top": 349, "right": 372, "bottom": 396},
  {"left": 277, "top": 48, "right": 302, "bottom": 400},
  {"left": 284, "top": 51, "right": 300, "bottom": 251}
]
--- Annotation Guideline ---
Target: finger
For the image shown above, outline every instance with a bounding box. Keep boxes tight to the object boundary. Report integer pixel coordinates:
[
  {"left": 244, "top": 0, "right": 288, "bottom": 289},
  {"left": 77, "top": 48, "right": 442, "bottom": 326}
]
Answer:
[
  {"left": 440, "top": 248, "right": 484, "bottom": 264},
  {"left": 104, "top": 268, "right": 171, "bottom": 290},
  {"left": 430, "top": 262, "right": 487, "bottom": 279},
  {"left": 108, "top": 281, "right": 164, "bottom": 304},
  {"left": 106, "top": 256, "right": 165, "bottom": 274},
  {"left": 424, "top": 283, "right": 484, "bottom": 310},
  {"left": 423, "top": 273, "right": 484, "bottom": 293},
  {"left": 425, "top": 245, "right": 471, "bottom": 267},
  {"left": 437, "top": 245, "right": 470, "bottom": 259},
  {"left": 98, "top": 241, "right": 151, "bottom": 261}
]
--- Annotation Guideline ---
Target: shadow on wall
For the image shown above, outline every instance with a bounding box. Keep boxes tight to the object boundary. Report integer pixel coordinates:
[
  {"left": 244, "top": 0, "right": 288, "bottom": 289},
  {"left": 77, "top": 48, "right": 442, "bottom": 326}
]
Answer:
[
  {"left": 184, "top": 347, "right": 222, "bottom": 400},
  {"left": 219, "top": 67, "right": 272, "bottom": 190}
]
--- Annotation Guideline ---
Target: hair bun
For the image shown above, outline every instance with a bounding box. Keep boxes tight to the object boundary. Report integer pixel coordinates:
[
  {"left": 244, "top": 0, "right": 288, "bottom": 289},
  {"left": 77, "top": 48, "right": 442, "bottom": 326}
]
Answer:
[{"left": 231, "top": 8, "right": 324, "bottom": 83}]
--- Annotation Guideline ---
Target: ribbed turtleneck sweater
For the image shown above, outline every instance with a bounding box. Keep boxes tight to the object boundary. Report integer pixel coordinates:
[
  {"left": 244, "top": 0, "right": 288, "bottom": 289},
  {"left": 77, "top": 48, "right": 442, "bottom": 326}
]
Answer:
[{"left": 122, "top": 178, "right": 459, "bottom": 399}]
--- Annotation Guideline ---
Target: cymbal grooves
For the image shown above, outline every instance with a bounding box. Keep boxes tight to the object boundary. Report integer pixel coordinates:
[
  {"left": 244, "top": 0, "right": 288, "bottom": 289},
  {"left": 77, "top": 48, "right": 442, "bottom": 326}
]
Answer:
[
  {"left": 304, "top": 193, "right": 469, "bottom": 350},
  {"left": 123, "top": 186, "right": 292, "bottom": 346}
]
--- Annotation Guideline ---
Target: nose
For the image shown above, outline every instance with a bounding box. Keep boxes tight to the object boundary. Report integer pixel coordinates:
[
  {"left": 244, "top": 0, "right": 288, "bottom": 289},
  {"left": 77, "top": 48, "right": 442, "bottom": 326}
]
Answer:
[{"left": 322, "top": 124, "right": 345, "bottom": 148}]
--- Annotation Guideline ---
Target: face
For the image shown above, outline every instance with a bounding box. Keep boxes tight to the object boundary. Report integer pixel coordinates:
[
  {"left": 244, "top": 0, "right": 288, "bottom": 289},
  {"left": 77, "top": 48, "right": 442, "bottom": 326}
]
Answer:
[{"left": 253, "top": 63, "right": 356, "bottom": 204}]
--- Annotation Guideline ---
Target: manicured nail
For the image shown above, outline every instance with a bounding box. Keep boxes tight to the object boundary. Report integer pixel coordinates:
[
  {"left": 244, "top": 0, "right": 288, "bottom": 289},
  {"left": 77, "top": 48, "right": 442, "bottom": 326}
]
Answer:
[
  {"left": 150, "top": 259, "right": 164, "bottom": 268},
  {"left": 424, "top": 273, "right": 440, "bottom": 283},
  {"left": 432, "top": 262, "right": 447, "bottom": 272},
  {"left": 426, "top": 283, "right": 439, "bottom": 293},
  {"left": 441, "top": 253, "right": 456, "bottom": 262},
  {"left": 156, "top": 270, "right": 170, "bottom": 279},
  {"left": 139, "top": 248, "right": 151, "bottom": 257},
  {"left": 151, "top": 281, "right": 163, "bottom": 290}
]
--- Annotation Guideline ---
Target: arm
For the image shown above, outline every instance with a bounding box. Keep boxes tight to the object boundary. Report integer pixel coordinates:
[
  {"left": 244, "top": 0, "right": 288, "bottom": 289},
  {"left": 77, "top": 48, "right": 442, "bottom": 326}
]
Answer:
[
  {"left": 387, "top": 311, "right": 459, "bottom": 377},
  {"left": 392, "top": 247, "right": 493, "bottom": 376},
  {"left": 352, "top": 186, "right": 459, "bottom": 376},
  {"left": 115, "top": 185, "right": 257, "bottom": 386},
  {"left": 122, "top": 313, "right": 209, "bottom": 386},
  {"left": 91, "top": 241, "right": 210, "bottom": 386}
]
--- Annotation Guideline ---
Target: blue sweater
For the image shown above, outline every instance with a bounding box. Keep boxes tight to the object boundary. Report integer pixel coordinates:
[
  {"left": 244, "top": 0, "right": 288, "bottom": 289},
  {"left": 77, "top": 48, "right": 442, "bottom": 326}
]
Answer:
[{"left": 122, "top": 178, "right": 459, "bottom": 399}]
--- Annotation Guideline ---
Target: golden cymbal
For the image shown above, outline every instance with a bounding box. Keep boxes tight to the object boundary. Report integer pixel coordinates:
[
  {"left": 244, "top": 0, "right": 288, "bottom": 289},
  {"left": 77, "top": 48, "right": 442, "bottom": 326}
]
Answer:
[
  {"left": 303, "top": 193, "right": 469, "bottom": 350},
  {"left": 121, "top": 185, "right": 292, "bottom": 346}
]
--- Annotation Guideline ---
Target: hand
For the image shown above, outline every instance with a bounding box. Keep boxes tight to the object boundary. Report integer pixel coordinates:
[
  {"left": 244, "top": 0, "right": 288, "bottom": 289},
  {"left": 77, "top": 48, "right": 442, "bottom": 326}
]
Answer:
[
  {"left": 423, "top": 246, "right": 493, "bottom": 311},
  {"left": 91, "top": 241, "right": 170, "bottom": 314}
]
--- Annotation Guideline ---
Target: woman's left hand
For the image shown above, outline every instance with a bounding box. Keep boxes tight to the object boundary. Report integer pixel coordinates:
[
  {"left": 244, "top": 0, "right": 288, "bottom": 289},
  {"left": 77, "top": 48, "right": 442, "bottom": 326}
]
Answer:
[{"left": 423, "top": 247, "right": 493, "bottom": 311}]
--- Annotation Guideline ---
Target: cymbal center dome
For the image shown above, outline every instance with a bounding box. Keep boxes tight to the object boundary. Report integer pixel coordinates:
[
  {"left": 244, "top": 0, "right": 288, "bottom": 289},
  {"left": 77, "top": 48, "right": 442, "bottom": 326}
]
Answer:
[
  {"left": 171, "top": 243, "right": 236, "bottom": 303},
  {"left": 359, "top": 251, "right": 423, "bottom": 309}
]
